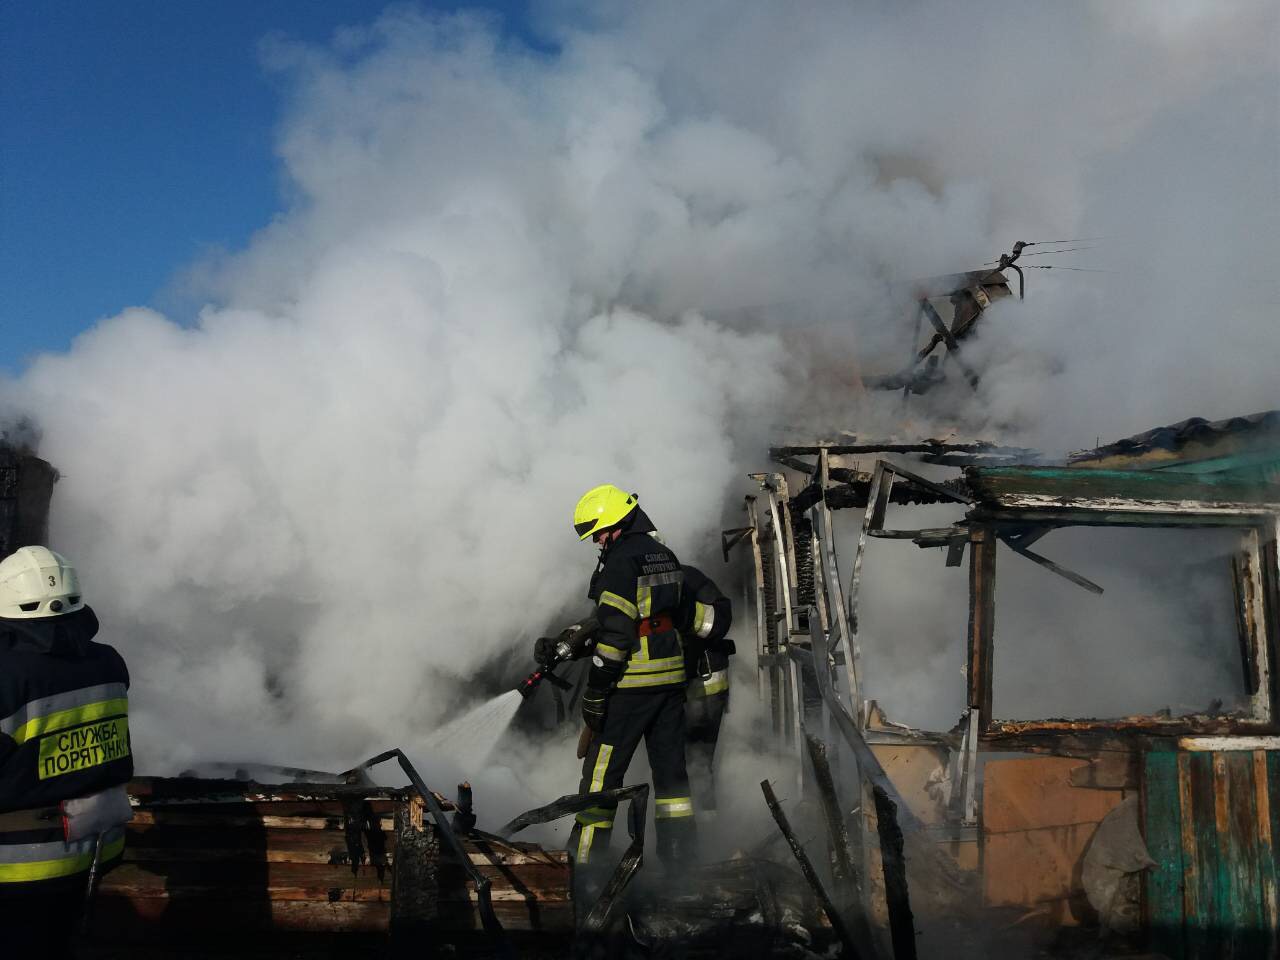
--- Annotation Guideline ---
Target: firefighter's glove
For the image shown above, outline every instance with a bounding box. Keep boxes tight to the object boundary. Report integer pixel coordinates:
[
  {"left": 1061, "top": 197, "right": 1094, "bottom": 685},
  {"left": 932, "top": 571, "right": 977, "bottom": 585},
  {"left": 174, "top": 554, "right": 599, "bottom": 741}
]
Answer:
[
  {"left": 581, "top": 690, "right": 607, "bottom": 732},
  {"left": 533, "top": 636, "right": 557, "bottom": 665},
  {"left": 583, "top": 654, "right": 623, "bottom": 731}
]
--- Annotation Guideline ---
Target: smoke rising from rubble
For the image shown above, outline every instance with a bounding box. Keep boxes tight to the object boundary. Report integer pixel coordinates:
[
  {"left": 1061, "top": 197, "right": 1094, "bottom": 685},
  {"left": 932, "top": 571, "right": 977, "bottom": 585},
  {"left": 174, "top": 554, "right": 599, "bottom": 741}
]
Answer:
[{"left": 1, "top": 2, "right": 1277, "bottom": 808}]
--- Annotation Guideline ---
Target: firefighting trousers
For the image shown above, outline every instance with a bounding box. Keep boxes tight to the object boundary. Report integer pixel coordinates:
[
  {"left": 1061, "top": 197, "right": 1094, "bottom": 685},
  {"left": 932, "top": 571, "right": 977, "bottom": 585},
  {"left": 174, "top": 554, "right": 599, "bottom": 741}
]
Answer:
[
  {"left": 0, "top": 873, "right": 86, "bottom": 958},
  {"left": 567, "top": 687, "right": 696, "bottom": 870},
  {"left": 685, "top": 688, "right": 728, "bottom": 816}
]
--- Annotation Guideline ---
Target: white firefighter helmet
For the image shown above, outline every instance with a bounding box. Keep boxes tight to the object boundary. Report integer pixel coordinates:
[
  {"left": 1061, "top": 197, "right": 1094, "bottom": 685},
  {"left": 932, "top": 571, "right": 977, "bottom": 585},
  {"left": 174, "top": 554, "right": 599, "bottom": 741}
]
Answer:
[{"left": 0, "top": 546, "right": 85, "bottom": 619}]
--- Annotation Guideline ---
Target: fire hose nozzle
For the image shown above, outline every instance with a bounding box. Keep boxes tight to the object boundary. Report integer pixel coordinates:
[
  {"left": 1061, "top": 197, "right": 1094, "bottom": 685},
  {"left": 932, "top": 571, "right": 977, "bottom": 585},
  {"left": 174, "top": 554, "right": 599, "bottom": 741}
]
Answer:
[{"left": 517, "top": 662, "right": 572, "bottom": 699}]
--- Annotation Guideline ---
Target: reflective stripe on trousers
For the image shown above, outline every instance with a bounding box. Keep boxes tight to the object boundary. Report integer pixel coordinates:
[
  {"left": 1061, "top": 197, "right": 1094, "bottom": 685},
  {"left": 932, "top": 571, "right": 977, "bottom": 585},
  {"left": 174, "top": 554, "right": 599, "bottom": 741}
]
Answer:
[
  {"left": 576, "top": 744, "right": 614, "bottom": 865},
  {"left": 654, "top": 796, "right": 694, "bottom": 819},
  {"left": 0, "top": 825, "right": 126, "bottom": 883}
]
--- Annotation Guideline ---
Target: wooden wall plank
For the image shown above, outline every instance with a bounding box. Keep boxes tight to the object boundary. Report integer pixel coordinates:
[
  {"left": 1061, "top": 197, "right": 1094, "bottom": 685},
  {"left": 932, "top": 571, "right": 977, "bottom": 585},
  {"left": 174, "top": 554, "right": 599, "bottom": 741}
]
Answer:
[
  {"left": 1186, "top": 752, "right": 1219, "bottom": 958},
  {"left": 1143, "top": 750, "right": 1185, "bottom": 960},
  {"left": 1223, "top": 753, "right": 1264, "bottom": 955},
  {"left": 1265, "top": 752, "right": 1280, "bottom": 956}
]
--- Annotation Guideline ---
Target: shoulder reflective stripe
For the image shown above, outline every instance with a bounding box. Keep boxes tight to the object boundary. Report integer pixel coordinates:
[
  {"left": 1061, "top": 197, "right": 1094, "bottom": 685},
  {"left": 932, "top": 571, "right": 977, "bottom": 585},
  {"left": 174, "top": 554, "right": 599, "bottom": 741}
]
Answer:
[
  {"left": 11, "top": 697, "right": 129, "bottom": 746},
  {"left": 654, "top": 797, "right": 694, "bottom": 819},
  {"left": 636, "top": 571, "right": 683, "bottom": 588},
  {"left": 695, "top": 603, "right": 715, "bottom": 639},
  {"left": 595, "top": 643, "right": 627, "bottom": 661},
  {"left": 0, "top": 828, "right": 125, "bottom": 883},
  {"left": 0, "top": 682, "right": 127, "bottom": 739},
  {"left": 599, "top": 591, "right": 638, "bottom": 620},
  {"left": 617, "top": 668, "right": 686, "bottom": 688}
]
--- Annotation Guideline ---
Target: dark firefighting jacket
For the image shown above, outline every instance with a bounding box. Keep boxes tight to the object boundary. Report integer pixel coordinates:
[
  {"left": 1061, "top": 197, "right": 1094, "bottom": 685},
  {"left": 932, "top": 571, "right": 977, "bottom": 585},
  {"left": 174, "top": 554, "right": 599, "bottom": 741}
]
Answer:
[
  {"left": 0, "top": 606, "right": 133, "bottom": 883},
  {"left": 677, "top": 565, "right": 733, "bottom": 698},
  {"left": 587, "top": 509, "right": 686, "bottom": 692}
]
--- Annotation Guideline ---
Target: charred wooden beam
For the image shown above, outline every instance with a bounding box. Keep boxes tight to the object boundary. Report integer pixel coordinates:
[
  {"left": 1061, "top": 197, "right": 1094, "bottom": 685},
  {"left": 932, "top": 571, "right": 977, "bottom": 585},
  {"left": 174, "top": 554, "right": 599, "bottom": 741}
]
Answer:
[
  {"left": 966, "top": 464, "right": 1280, "bottom": 510},
  {"left": 966, "top": 526, "right": 996, "bottom": 723},
  {"left": 804, "top": 735, "right": 853, "bottom": 886},
  {"left": 871, "top": 785, "right": 917, "bottom": 960},
  {"left": 772, "top": 441, "right": 1035, "bottom": 457},
  {"left": 972, "top": 507, "right": 1265, "bottom": 528},
  {"left": 452, "top": 782, "right": 476, "bottom": 836},
  {"left": 984, "top": 715, "right": 1275, "bottom": 739},
  {"left": 760, "top": 779, "right": 865, "bottom": 960}
]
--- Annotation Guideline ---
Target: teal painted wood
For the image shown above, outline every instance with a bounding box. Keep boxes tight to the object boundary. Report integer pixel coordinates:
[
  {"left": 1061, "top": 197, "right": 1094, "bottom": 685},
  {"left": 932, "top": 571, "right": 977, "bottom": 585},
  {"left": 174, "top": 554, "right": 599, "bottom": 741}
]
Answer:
[
  {"left": 1152, "top": 450, "right": 1280, "bottom": 478},
  {"left": 967, "top": 464, "right": 1278, "bottom": 505},
  {"left": 1187, "top": 752, "right": 1223, "bottom": 958},
  {"left": 975, "top": 465, "right": 1270, "bottom": 487},
  {"left": 1144, "top": 750, "right": 1186, "bottom": 960}
]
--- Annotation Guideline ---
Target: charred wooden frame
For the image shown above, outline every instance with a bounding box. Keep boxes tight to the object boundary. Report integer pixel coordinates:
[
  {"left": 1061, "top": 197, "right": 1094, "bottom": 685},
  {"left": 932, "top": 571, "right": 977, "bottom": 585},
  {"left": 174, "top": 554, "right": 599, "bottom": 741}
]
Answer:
[{"left": 962, "top": 472, "right": 1280, "bottom": 741}]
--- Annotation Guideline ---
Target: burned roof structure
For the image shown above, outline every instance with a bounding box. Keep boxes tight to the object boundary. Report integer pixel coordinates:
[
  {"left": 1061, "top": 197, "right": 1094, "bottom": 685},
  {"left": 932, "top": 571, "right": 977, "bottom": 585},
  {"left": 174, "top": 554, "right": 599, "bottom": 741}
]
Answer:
[{"left": 730, "top": 409, "right": 1280, "bottom": 956}]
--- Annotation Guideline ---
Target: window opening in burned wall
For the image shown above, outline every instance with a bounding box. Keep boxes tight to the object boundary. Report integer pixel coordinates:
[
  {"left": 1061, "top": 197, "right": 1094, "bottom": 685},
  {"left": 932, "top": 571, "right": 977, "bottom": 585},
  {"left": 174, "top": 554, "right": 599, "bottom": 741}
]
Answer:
[{"left": 980, "top": 518, "right": 1275, "bottom": 733}]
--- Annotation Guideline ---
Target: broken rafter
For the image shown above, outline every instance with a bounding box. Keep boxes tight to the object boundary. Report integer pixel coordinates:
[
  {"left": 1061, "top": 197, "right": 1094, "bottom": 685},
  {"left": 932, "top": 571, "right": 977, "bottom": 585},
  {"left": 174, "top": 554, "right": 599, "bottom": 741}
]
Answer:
[
  {"left": 998, "top": 535, "right": 1105, "bottom": 595},
  {"left": 499, "top": 783, "right": 650, "bottom": 934}
]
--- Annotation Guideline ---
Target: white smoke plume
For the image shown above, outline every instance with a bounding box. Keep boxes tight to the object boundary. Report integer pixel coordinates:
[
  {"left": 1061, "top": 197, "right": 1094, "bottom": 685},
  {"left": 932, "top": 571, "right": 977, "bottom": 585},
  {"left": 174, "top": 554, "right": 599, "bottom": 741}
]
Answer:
[{"left": 1, "top": 1, "right": 1276, "bottom": 805}]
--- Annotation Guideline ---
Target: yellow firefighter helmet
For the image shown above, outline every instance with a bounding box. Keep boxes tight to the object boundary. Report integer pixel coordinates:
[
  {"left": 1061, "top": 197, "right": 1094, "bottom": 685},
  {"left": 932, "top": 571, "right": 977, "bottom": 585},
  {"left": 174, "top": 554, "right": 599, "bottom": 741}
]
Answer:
[{"left": 573, "top": 484, "right": 638, "bottom": 541}]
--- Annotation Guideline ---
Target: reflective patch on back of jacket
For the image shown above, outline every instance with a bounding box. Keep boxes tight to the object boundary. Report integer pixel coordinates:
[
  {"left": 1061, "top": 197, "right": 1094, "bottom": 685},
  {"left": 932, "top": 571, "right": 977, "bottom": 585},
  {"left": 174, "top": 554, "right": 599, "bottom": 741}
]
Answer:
[{"left": 38, "top": 716, "right": 130, "bottom": 780}]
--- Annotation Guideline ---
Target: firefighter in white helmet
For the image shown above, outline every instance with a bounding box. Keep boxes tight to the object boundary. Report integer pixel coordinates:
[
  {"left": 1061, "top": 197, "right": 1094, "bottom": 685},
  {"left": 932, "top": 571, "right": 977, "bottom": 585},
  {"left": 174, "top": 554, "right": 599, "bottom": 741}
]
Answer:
[{"left": 0, "top": 547, "right": 133, "bottom": 952}]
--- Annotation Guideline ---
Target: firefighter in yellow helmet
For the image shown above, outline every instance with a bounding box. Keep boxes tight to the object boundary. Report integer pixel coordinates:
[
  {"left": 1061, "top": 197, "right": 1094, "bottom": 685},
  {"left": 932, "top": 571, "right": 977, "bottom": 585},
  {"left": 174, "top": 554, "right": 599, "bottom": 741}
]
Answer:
[
  {"left": 0, "top": 547, "right": 134, "bottom": 952},
  {"left": 567, "top": 484, "right": 696, "bottom": 876}
]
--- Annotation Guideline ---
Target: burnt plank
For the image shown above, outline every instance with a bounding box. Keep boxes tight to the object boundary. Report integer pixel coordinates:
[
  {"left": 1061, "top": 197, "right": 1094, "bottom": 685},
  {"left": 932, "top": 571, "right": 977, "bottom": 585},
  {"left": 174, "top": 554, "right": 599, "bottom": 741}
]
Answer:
[
  {"left": 967, "top": 525, "right": 995, "bottom": 719},
  {"left": 1143, "top": 750, "right": 1185, "bottom": 960},
  {"left": 122, "top": 826, "right": 394, "bottom": 865},
  {"left": 1265, "top": 752, "right": 1280, "bottom": 956},
  {"left": 1187, "top": 752, "right": 1221, "bottom": 958},
  {"left": 93, "top": 897, "right": 392, "bottom": 935},
  {"left": 129, "top": 809, "right": 394, "bottom": 831},
  {"left": 1223, "top": 752, "right": 1264, "bottom": 957},
  {"left": 133, "top": 799, "right": 399, "bottom": 818},
  {"left": 1178, "top": 754, "right": 1201, "bottom": 955},
  {"left": 93, "top": 895, "right": 572, "bottom": 936},
  {"left": 99, "top": 860, "right": 568, "bottom": 903},
  {"left": 99, "top": 861, "right": 393, "bottom": 902}
]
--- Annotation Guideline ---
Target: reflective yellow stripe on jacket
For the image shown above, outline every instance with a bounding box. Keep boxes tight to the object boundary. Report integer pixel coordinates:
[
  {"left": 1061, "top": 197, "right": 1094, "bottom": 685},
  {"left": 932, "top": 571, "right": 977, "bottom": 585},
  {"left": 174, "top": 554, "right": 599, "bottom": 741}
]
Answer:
[
  {"left": 1, "top": 682, "right": 128, "bottom": 745},
  {"left": 0, "top": 827, "right": 126, "bottom": 883}
]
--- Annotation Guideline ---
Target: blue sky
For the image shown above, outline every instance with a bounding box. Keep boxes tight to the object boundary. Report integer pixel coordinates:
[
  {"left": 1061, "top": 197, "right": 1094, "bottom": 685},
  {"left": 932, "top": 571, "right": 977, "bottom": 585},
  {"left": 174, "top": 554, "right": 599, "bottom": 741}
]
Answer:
[{"left": 0, "top": 1, "right": 536, "bottom": 374}]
